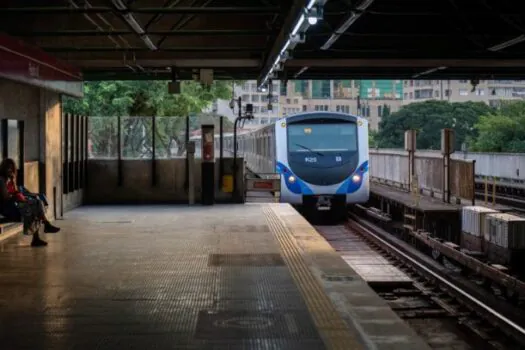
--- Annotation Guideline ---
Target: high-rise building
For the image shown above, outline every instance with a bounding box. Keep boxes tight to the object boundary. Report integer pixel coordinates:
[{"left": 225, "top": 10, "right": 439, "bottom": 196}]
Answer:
[
  {"left": 213, "top": 79, "right": 525, "bottom": 131},
  {"left": 402, "top": 79, "right": 525, "bottom": 107}
]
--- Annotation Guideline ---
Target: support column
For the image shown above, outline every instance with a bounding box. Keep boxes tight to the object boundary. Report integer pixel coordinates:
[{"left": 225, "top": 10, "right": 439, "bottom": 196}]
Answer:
[{"left": 201, "top": 124, "right": 215, "bottom": 205}]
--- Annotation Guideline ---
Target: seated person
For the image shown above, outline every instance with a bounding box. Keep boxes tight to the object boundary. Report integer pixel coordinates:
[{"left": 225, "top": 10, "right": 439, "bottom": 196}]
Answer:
[{"left": 0, "top": 158, "right": 59, "bottom": 247}]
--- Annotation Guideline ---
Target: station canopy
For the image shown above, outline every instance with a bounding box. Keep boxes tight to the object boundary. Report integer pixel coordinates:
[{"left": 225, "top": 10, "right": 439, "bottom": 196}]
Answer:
[{"left": 1, "top": 0, "right": 525, "bottom": 85}]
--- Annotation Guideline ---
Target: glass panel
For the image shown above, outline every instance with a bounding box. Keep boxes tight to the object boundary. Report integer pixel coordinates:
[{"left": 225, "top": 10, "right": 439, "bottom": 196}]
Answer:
[
  {"left": 87, "top": 116, "right": 118, "bottom": 159},
  {"left": 154, "top": 116, "right": 187, "bottom": 159},
  {"left": 121, "top": 117, "right": 153, "bottom": 159}
]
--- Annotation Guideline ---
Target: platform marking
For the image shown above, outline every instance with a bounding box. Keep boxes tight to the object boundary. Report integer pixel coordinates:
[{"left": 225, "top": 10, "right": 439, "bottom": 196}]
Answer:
[{"left": 263, "top": 206, "right": 363, "bottom": 350}]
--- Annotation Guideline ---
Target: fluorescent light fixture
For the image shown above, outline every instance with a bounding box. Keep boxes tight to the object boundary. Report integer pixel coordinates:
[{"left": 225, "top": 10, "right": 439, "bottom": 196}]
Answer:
[
  {"left": 141, "top": 35, "right": 158, "bottom": 50},
  {"left": 321, "top": 0, "right": 374, "bottom": 50},
  {"left": 280, "top": 39, "right": 291, "bottom": 55},
  {"left": 412, "top": 66, "right": 447, "bottom": 78},
  {"left": 124, "top": 14, "right": 145, "bottom": 34},
  {"left": 488, "top": 35, "right": 525, "bottom": 52},
  {"left": 273, "top": 55, "right": 281, "bottom": 67},
  {"left": 112, "top": 0, "right": 127, "bottom": 10},
  {"left": 291, "top": 14, "right": 305, "bottom": 36},
  {"left": 306, "top": 0, "right": 317, "bottom": 10}
]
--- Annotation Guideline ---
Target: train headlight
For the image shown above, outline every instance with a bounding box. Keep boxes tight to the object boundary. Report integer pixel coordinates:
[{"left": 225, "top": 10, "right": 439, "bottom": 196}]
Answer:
[
  {"left": 288, "top": 175, "right": 296, "bottom": 183},
  {"left": 352, "top": 174, "right": 361, "bottom": 183}
]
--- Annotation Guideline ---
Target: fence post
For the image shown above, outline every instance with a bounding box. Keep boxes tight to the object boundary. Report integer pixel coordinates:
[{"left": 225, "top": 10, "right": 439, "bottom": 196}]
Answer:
[
  {"left": 187, "top": 141, "right": 195, "bottom": 205},
  {"left": 151, "top": 115, "right": 157, "bottom": 187},
  {"left": 117, "top": 116, "right": 123, "bottom": 187},
  {"left": 404, "top": 130, "right": 416, "bottom": 190},
  {"left": 471, "top": 160, "right": 476, "bottom": 205}
]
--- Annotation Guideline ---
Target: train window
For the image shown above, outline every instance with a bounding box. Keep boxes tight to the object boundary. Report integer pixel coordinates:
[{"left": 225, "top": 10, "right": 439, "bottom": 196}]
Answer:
[{"left": 288, "top": 122, "right": 358, "bottom": 152}]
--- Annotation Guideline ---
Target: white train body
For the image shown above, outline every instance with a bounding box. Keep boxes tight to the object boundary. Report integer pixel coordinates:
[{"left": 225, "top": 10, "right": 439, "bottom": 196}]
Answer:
[{"left": 224, "top": 112, "right": 370, "bottom": 209}]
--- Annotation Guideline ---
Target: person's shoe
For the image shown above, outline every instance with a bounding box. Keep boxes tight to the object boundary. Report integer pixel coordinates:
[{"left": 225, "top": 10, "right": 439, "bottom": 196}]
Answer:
[
  {"left": 31, "top": 238, "right": 48, "bottom": 247},
  {"left": 44, "top": 221, "right": 60, "bottom": 233}
]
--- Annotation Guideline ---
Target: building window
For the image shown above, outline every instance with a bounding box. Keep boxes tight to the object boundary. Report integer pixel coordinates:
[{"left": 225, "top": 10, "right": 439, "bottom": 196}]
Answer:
[
  {"left": 475, "top": 89, "right": 485, "bottom": 96},
  {"left": 242, "top": 94, "right": 249, "bottom": 102},
  {"left": 378, "top": 105, "right": 382, "bottom": 117},
  {"left": 312, "top": 80, "right": 331, "bottom": 99},
  {"left": 294, "top": 80, "right": 308, "bottom": 96},
  {"left": 280, "top": 83, "right": 287, "bottom": 96},
  {"left": 302, "top": 105, "right": 307, "bottom": 111},
  {"left": 252, "top": 95, "right": 260, "bottom": 102},
  {"left": 459, "top": 88, "right": 468, "bottom": 96},
  {"left": 434, "top": 90, "right": 440, "bottom": 97},
  {"left": 293, "top": 98, "right": 299, "bottom": 104},
  {"left": 445, "top": 89, "right": 451, "bottom": 97}
]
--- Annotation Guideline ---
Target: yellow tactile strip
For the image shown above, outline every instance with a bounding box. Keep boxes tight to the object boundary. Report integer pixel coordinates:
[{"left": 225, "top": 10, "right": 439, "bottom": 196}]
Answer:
[{"left": 263, "top": 205, "right": 363, "bottom": 350}]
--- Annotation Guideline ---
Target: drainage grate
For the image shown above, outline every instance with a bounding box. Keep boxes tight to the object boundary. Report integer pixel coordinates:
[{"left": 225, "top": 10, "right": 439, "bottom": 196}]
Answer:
[
  {"left": 194, "top": 310, "right": 320, "bottom": 340},
  {"left": 208, "top": 254, "right": 285, "bottom": 267},
  {"left": 321, "top": 274, "right": 355, "bottom": 282}
]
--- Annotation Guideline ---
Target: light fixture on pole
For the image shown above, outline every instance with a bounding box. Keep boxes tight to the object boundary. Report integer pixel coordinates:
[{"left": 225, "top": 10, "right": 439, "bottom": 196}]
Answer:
[{"left": 306, "top": 6, "right": 323, "bottom": 25}]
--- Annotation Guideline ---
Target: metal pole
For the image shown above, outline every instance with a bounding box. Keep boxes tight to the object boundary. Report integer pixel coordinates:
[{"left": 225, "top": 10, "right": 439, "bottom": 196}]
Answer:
[
  {"left": 484, "top": 176, "right": 488, "bottom": 205},
  {"left": 117, "top": 116, "right": 123, "bottom": 187},
  {"left": 184, "top": 115, "right": 189, "bottom": 189},
  {"left": 233, "top": 116, "right": 240, "bottom": 200},
  {"left": 492, "top": 177, "right": 496, "bottom": 207},
  {"left": 446, "top": 154, "right": 451, "bottom": 203},
  {"left": 151, "top": 115, "right": 157, "bottom": 186},
  {"left": 219, "top": 116, "right": 224, "bottom": 188},
  {"left": 187, "top": 141, "right": 195, "bottom": 204}
]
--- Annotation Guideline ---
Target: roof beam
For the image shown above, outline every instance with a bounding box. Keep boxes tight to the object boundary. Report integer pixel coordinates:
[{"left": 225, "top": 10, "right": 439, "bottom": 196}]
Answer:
[
  {"left": 10, "top": 30, "right": 273, "bottom": 37},
  {"left": 41, "top": 46, "right": 265, "bottom": 52},
  {"left": 286, "top": 58, "right": 525, "bottom": 68},
  {"left": 63, "top": 58, "right": 260, "bottom": 68},
  {"left": 0, "top": 7, "right": 281, "bottom": 15}
]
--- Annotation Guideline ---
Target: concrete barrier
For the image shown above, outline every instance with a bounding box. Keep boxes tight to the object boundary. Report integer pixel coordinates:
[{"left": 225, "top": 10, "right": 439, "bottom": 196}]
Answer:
[{"left": 85, "top": 158, "right": 244, "bottom": 204}]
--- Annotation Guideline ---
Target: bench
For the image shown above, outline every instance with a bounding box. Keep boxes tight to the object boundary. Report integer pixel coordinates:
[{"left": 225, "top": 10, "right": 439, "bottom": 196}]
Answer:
[{"left": 0, "top": 215, "right": 23, "bottom": 240}]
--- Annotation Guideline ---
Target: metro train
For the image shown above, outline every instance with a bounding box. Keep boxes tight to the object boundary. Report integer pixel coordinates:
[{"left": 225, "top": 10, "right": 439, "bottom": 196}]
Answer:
[{"left": 224, "top": 112, "right": 370, "bottom": 212}]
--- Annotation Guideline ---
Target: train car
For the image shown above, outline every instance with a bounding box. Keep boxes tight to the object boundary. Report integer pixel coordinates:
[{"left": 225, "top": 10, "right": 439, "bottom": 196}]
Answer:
[{"left": 224, "top": 112, "right": 369, "bottom": 212}]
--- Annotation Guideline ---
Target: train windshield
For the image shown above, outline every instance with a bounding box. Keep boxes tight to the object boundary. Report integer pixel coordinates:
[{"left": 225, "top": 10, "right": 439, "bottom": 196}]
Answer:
[{"left": 287, "top": 122, "right": 357, "bottom": 153}]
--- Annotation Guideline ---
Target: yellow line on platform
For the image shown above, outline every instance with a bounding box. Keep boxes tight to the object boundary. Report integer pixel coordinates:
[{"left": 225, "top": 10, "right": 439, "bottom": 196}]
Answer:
[{"left": 263, "top": 206, "right": 362, "bottom": 350}]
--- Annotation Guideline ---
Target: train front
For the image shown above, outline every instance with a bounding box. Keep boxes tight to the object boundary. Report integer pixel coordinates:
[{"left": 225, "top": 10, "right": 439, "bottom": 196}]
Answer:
[{"left": 275, "top": 112, "right": 369, "bottom": 211}]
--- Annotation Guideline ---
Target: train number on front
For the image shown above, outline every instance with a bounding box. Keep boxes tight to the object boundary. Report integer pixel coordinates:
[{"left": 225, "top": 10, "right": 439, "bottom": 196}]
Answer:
[{"left": 305, "top": 157, "right": 317, "bottom": 163}]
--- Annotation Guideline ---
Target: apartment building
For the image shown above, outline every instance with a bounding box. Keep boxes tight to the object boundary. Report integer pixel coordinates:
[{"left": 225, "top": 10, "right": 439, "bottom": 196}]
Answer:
[
  {"left": 278, "top": 79, "right": 402, "bottom": 130},
  {"left": 402, "top": 79, "right": 525, "bottom": 107}
]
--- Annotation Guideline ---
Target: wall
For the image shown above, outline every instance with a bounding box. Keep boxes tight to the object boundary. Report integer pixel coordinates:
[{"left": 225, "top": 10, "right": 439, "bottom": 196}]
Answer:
[
  {"left": 0, "top": 78, "right": 83, "bottom": 218},
  {"left": 369, "top": 149, "right": 475, "bottom": 202},
  {"left": 85, "top": 158, "right": 244, "bottom": 204}
]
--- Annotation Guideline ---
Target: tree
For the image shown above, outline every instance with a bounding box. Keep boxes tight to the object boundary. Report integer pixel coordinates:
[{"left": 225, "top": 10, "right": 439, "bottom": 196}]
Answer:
[
  {"left": 376, "top": 100, "right": 493, "bottom": 149},
  {"left": 63, "top": 80, "right": 234, "bottom": 157},
  {"left": 469, "top": 101, "right": 525, "bottom": 152}
]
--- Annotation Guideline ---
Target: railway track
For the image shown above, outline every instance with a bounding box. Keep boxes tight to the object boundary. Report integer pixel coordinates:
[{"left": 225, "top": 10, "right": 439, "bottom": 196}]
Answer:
[{"left": 313, "top": 214, "right": 525, "bottom": 349}]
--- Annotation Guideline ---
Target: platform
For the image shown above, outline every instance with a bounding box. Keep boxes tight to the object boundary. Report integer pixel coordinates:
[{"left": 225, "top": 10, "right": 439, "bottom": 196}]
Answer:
[
  {"left": 317, "top": 225, "right": 412, "bottom": 288},
  {"left": 0, "top": 203, "right": 430, "bottom": 350},
  {"left": 371, "top": 183, "right": 512, "bottom": 213}
]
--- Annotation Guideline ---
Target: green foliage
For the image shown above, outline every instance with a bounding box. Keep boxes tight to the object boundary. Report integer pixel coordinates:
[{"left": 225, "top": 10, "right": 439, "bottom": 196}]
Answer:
[
  {"left": 64, "top": 80, "right": 234, "bottom": 158},
  {"left": 376, "top": 100, "right": 493, "bottom": 150},
  {"left": 368, "top": 129, "right": 379, "bottom": 148},
  {"left": 469, "top": 101, "right": 525, "bottom": 152}
]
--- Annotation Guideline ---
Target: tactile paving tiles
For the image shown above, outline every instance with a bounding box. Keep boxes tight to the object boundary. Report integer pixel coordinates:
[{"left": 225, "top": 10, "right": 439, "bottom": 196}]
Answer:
[
  {"left": 0, "top": 205, "right": 326, "bottom": 350},
  {"left": 316, "top": 225, "right": 412, "bottom": 285}
]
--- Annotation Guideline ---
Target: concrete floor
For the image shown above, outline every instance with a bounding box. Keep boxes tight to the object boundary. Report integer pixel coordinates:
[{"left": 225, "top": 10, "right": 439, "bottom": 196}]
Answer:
[{"left": 0, "top": 204, "right": 430, "bottom": 350}]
